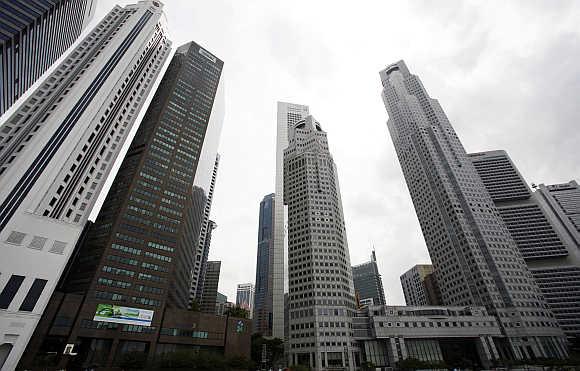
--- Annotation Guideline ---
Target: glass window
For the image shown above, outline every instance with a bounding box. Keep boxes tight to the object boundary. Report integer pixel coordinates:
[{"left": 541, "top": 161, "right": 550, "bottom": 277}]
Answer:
[
  {"left": 19, "top": 279, "right": 47, "bottom": 311},
  {"left": 0, "top": 275, "right": 25, "bottom": 309}
]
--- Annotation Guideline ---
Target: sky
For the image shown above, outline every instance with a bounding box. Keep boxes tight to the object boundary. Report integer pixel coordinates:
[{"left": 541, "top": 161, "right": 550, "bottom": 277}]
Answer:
[{"left": 93, "top": 0, "right": 580, "bottom": 304}]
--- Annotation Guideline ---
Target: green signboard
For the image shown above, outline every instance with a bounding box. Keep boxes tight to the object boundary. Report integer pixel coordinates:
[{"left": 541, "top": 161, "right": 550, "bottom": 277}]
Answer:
[{"left": 93, "top": 304, "right": 154, "bottom": 326}]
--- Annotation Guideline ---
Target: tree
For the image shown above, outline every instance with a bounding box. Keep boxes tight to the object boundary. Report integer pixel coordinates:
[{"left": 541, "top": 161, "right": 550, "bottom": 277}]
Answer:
[
  {"left": 189, "top": 299, "right": 200, "bottom": 312},
  {"left": 117, "top": 351, "right": 147, "bottom": 370},
  {"left": 251, "top": 333, "right": 285, "bottom": 368},
  {"left": 154, "top": 351, "right": 227, "bottom": 370},
  {"left": 289, "top": 365, "right": 310, "bottom": 371},
  {"left": 225, "top": 305, "right": 249, "bottom": 319},
  {"left": 361, "top": 361, "right": 376, "bottom": 370},
  {"left": 397, "top": 357, "right": 428, "bottom": 370}
]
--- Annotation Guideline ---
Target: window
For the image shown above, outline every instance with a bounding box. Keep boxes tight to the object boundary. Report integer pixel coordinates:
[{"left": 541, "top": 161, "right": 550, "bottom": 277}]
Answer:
[
  {"left": 0, "top": 275, "right": 25, "bottom": 309},
  {"left": 19, "top": 279, "right": 47, "bottom": 311}
]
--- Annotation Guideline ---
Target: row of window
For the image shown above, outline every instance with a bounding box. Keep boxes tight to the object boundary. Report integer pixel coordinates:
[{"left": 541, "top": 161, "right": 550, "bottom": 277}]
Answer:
[{"left": 0, "top": 274, "right": 47, "bottom": 312}]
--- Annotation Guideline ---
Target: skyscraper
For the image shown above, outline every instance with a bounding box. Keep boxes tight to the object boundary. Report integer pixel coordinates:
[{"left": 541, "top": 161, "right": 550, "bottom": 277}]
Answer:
[
  {"left": 192, "top": 154, "right": 220, "bottom": 304},
  {"left": 400, "top": 264, "right": 442, "bottom": 306},
  {"left": 470, "top": 152, "right": 580, "bottom": 344},
  {"left": 200, "top": 261, "right": 221, "bottom": 314},
  {"left": 0, "top": 0, "right": 96, "bottom": 116},
  {"left": 535, "top": 181, "right": 580, "bottom": 248},
  {"left": 352, "top": 250, "right": 386, "bottom": 306},
  {"left": 253, "top": 193, "right": 275, "bottom": 335},
  {"left": 236, "top": 283, "right": 255, "bottom": 318},
  {"left": 284, "top": 111, "right": 357, "bottom": 369},
  {"left": 380, "top": 61, "right": 567, "bottom": 360},
  {"left": 194, "top": 219, "right": 217, "bottom": 305},
  {"left": 0, "top": 2, "right": 170, "bottom": 368},
  {"left": 469, "top": 151, "right": 569, "bottom": 259},
  {"left": 274, "top": 102, "right": 310, "bottom": 340},
  {"left": 16, "top": 38, "right": 225, "bottom": 368}
]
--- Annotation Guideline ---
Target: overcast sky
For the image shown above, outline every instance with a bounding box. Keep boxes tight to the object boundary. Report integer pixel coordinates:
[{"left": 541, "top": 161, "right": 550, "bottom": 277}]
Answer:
[{"left": 94, "top": 0, "right": 580, "bottom": 304}]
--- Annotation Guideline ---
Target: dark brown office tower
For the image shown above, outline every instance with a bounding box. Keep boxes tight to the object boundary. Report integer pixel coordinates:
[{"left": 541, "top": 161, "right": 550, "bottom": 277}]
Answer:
[
  {"left": 20, "top": 41, "right": 227, "bottom": 369},
  {"left": 199, "top": 261, "right": 221, "bottom": 314}
]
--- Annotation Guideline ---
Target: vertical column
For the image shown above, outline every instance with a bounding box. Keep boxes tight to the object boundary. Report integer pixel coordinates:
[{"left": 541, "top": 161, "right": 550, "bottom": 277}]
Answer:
[
  {"left": 399, "top": 337, "right": 408, "bottom": 359},
  {"left": 389, "top": 337, "right": 399, "bottom": 364},
  {"left": 486, "top": 336, "right": 500, "bottom": 360},
  {"left": 476, "top": 336, "right": 492, "bottom": 368}
]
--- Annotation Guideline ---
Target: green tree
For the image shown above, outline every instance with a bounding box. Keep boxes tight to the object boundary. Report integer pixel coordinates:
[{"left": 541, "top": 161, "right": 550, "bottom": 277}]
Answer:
[
  {"left": 251, "top": 333, "right": 284, "bottom": 368},
  {"left": 117, "top": 351, "right": 147, "bottom": 370},
  {"left": 289, "top": 365, "right": 310, "bottom": 371},
  {"left": 226, "top": 305, "right": 249, "bottom": 319},
  {"left": 226, "top": 355, "right": 253, "bottom": 369},
  {"left": 397, "top": 357, "right": 428, "bottom": 370},
  {"left": 189, "top": 299, "right": 200, "bottom": 312}
]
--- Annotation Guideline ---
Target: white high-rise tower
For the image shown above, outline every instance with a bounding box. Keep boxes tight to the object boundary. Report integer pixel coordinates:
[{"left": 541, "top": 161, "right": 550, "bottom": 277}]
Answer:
[
  {"left": 380, "top": 60, "right": 567, "bottom": 360},
  {"left": 0, "top": 2, "right": 171, "bottom": 368},
  {"left": 274, "top": 102, "right": 310, "bottom": 340},
  {"left": 283, "top": 110, "right": 357, "bottom": 369}
]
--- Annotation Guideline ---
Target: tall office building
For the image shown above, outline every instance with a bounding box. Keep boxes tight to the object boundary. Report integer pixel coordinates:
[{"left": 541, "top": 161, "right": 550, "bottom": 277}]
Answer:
[
  {"left": 400, "top": 264, "right": 442, "bottom": 306},
  {"left": 236, "top": 283, "right": 255, "bottom": 318},
  {"left": 0, "top": 0, "right": 96, "bottom": 116},
  {"left": 215, "top": 291, "right": 230, "bottom": 315},
  {"left": 0, "top": 2, "right": 170, "bottom": 368},
  {"left": 194, "top": 219, "right": 217, "bottom": 305},
  {"left": 253, "top": 193, "right": 275, "bottom": 335},
  {"left": 380, "top": 61, "right": 567, "bottom": 360},
  {"left": 535, "top": 181, "right": 580, "bottom": 247},
  {"left": 469, "top": 151, "right": 569, "bottom": 259},
  {"left": 284, "top": 111, "right": 357, "bottom": 369},
  {"left": 470, "top": 152, "right": 580, "bottom": 343},
  {"left": 274, "top": 102, "right": 310, "bottom": 339},
  {"left": 17, "top": 39, "right": 225, "bottom": 368},
  {"left": 352, "top": 250, "right": 386, "bottom": 307},
  {"left": 199, "top": 261, "right": 221, "bottom": 314},
  {"left": 192, "top": 154, "right": 220, "bottom": 303}
]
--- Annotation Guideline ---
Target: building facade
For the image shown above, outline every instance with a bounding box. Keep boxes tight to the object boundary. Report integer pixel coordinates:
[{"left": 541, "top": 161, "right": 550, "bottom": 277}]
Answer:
[
  {"left": 16, "top": 37, "right": 225, "bottom": 369},
  {"left": 535, "top": 181, "right": 580, "bottom": 249},
  {"left": 0, "top": 0, "right": 96, "bottom": 116},
  {"left": 284, "top": 111, "right": 357, "bottom": 369},
  {"left": 253, "top": 193, "right": 275, "bottom": 335},
  {"left": 380, "top": 61, "right": 567, "bottom": 360},
  {"left": 194, "top": 219, "right": 217, "bottom": 305},
  {"left": 470, "top": 152, "right": 580, "bottom": 343},
  {"left": 192, "top": 154, "right": 220, "bottom": 305},
  {"left": 353, "top": 305, "right": 503, "bottom": 368},
  {"left": 400, "top": 264, "right": 441, "bottom": 306},
  {"left": 0, "top": 3, "right": 171, "bottom": 368},
  {"left": 200, "top": 261, "right": 221, "bottom": 314},
  {"left": 236, "top": 283, "right": 255, "bottom": 318},
  {"left": 274, "top": 102, "right": 310, "bottom": 339},
  {"left": 352, "top": 250, "right": 386, "bottom": 307}
]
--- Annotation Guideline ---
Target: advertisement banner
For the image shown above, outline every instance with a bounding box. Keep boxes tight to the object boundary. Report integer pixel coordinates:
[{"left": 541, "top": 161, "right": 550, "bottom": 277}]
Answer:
[{"left": 93, "top": 304, "right": 154, "bottom": 326}]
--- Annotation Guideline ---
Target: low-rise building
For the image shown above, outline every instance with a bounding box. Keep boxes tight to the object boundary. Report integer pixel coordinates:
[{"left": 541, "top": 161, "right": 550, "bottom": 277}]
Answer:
[{"left": 353, "top": 305, "right": 503, "bottom": 368}]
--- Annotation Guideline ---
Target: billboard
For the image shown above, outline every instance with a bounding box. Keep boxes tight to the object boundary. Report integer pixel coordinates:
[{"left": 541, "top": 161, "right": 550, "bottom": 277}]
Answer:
[{"left": 93, "top": 304, "right": 154, "bottom": 326}]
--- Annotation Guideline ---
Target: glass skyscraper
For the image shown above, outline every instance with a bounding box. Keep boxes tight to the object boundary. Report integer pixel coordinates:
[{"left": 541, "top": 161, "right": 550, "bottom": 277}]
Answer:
[
  {"left": 380, "top": 60, "right": 567, "bottom": 360},
  {"left": 253, "top": 193, "right": 275, "bottom": 335},
  {"left": 236, "top": 283, "right": 255, "bottom": 318},
  {"left": 352, "top": 250, "right": 386, "bottom": 306}
]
